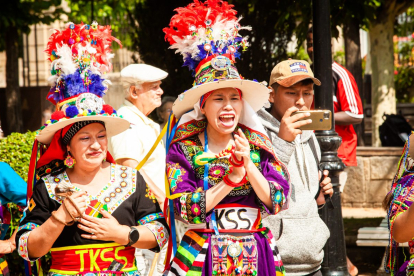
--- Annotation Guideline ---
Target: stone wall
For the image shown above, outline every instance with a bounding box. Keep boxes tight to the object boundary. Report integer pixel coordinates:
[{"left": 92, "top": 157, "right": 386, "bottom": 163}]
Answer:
[{"left": 342, "top": 147, "right": 403, "bottom": 208}]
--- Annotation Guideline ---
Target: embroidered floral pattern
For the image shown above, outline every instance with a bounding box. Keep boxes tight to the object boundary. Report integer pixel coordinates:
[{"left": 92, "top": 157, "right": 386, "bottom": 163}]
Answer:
[
  {"left": 42, "top": 164, "right": 136, "bottom": 214},
  {"left": 172, "top": 119, "right": 207, "bottom": 143},
  {"left": 269, "top": 159, "right": 286, "bottom": 177},
  {"left": 145, "top": 185, "right": 157, "bottom": 203},
  {"left": 167, "top": 163, "right": 187, "bottom": 193},
  {"left": 17, "top": 222, "right": 39, "bottom": 232},
  {"left": 186, "top": 191, "right": 206, "bottom": 224},
  {"left": 137, "top": 212, "right": 165, "bottom": 226},
  {"left": 256, "top": 181, "right": 285, "bottom": 217},
  {"left": 18, "top": 231, "right": 38, "bottom": 261},
  {"left": 144, "top": 221, "right": 169, "bottom": 250},
  {"left": 179, "top": 195, "right": 188, "bottom": 221},
  {"left": 210, "top": 165, "right": 225, "bottom": 178},
  {"left": 211, "top": 234, "right": 258, "bottom": 275}
]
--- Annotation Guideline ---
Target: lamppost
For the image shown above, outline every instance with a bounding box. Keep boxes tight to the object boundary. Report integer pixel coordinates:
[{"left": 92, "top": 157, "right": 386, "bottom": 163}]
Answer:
[{"left": 312, "top": 0, "right": 348, "bottom": 275}]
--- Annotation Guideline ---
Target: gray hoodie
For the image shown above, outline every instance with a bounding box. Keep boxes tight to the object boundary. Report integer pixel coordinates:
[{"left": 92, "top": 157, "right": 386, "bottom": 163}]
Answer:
[{"left": 258, "top": 108, "right": 330, "bottom": 276}]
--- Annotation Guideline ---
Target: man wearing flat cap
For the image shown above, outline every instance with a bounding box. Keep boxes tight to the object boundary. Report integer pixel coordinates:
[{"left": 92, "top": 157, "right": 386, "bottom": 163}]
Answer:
[{"left": 109, "top": 64, "right": 168, "bottom": 276}]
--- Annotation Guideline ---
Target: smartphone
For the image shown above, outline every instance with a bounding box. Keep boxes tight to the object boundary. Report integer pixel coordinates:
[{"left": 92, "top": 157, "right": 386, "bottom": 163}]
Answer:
[{"left": 291, "top": 110, "right": 332, "bottom": 130}]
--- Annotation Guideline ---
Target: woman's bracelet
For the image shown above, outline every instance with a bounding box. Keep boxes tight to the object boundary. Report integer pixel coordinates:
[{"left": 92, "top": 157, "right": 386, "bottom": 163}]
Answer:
[
  {"left": 51, "top": 211, "right": 74, "bottom": 226},
  {"left": 63, "top": 198, "right": 81, "bottom": 222},
  {"left": 223, "top": 172, "right": 248, "bottom": 187},
  {"left": 229, "top": 153, "right": 244, "bottom": 167}
]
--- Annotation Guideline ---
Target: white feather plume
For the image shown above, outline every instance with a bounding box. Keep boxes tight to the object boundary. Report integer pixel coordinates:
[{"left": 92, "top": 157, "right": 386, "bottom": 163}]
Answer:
[{"left": 169, "top": 16, "right": 251, "bottom": 61}]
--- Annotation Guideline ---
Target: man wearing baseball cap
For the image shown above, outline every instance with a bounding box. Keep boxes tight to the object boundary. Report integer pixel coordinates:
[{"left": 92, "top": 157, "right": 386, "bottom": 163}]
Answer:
[
  {"left": 109, "top": 63, "right": 168, "bottom": 276},
  {"left": 259, "top": 59, "right": 333, "bottom": 276}
]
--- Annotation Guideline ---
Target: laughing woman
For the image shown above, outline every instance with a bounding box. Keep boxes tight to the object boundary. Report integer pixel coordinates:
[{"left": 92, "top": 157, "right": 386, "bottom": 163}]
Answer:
[
  {"left": 16, "top": 22, "right": 168, "bottom": 276},
  {"left": 163, "top": 1, "right": 290, "bottom": 275}
]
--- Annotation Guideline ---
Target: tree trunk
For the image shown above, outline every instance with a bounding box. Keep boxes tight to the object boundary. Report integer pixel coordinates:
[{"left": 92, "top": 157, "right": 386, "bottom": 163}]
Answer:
[
  {"left": 5, "top": 26, "right": 23, "bottom": 134},
  {"left": 369, "top": 15, "right": 396, "bottom": 146},
  {"left": 343, "top": 17, "right": 365, "bottom": 146}
]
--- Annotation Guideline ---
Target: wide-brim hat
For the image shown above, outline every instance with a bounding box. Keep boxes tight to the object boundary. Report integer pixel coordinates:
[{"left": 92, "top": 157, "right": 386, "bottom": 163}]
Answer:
[
  {"left": 38, "top": 22, "right": 130, "bottom": 144},
  {"left": 173, "top": 78, "right": 270, "bottom": 118},
  {"left": 37, "top": 114, "right": 129, "bottom": 144}
]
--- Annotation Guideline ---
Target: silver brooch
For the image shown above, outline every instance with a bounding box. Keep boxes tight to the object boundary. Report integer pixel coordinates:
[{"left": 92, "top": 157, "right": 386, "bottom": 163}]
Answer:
[
  {"left": 211, "top": 56, "right": 231, "bottom": 71},
  {"left": 76, "top": 93, "right": 103, "bottom": 113}
]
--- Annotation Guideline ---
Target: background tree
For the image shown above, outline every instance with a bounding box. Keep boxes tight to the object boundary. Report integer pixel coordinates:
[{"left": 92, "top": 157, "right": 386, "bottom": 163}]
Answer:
[
  {"left": 0, "top": 0, "right": 66, "bottom": 134},
  {"left": 329, "top": 0, "right": 379, "bottom": 146},
  {"left": 368, "top": 0, "right": 414, "bottom": 146}
]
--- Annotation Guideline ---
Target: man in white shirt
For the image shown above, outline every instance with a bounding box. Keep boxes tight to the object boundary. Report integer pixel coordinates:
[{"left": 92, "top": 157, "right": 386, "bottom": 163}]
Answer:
[{"left": 109, "top": 64, "right": 168, "bottom": 276}]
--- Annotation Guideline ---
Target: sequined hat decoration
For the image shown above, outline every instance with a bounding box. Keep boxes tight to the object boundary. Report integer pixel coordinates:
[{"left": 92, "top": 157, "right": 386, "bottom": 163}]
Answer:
[{"left": 36, "top": 21, "right": 129, "bottom": 144}]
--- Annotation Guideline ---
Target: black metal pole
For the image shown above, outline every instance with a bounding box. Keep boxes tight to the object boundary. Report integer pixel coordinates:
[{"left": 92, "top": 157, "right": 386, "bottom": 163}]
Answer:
[{"left": 312, "top": 0, "right": 348, "bottom": 275}]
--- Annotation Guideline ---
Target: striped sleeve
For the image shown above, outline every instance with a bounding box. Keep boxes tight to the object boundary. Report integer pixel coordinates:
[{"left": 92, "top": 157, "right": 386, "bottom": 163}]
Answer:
[{"left": 332, "top": 62, "right": 364, "bottom": 118}]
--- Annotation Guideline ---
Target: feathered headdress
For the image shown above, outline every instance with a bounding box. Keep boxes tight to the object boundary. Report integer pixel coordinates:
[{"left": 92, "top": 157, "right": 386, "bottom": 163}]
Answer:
[
  {"left": 163, "top": 0, "right": 270, "bottom": 119},
  {"left": 35, "top": 21, "right": 128, "bottom": 145},
  {"left": 45, "top": 21, "right": 121, "bottom": 105},
  {"left": 163, "top": 0, "right": 251, "bottom": 74}
]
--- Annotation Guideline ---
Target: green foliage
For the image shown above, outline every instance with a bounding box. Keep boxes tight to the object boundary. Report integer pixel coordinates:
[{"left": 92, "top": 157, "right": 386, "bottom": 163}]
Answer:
[
  {"left": 0, "top": 0, "right": 66, "bottom": 52},
  {"left": 395, "top": 7, "right": 414, "bottom": 37},
  {"left": 288, "top": 46, "right": 311, "bottom": 63},
  {"left": 395, "top": 66, "right": 414, "bottom": 103},
  {"left": 0, "top": 131, "right": 36, "bottom": 275},
  {"left": 333, "top": 50, "right": 345, "bottom": 66},
  {"left": 66, "top": 0, "right": 138, "bottom": 49},
  {"left": 0, "top": 132, "right": 36, "bottom": 182}
]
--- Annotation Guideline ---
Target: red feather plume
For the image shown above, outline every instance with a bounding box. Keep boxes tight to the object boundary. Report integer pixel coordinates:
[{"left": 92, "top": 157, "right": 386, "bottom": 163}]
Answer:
[
  {"left": 45, "top": 22, "right": 121, "bottom": 72},
  {"left": 163, "top": 0, "right": 237, "bottom": 45}
]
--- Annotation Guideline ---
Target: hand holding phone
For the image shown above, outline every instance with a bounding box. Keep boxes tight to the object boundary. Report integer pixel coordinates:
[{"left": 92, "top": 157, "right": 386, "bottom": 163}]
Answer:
[
  {"left": 291, "top": 110, "right": 332, "bottom": 131},
  {"left": 278, "top": 107, "right": 313, "bottom": 142}
]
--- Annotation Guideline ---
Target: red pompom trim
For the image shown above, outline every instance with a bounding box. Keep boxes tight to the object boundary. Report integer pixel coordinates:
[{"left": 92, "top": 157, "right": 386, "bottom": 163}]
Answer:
[
  {"left": 102, "top": 104, "right": 114, "bottom": 115},
  {"left": 51, "top": 110, "right": 65, "bottom": 121}
]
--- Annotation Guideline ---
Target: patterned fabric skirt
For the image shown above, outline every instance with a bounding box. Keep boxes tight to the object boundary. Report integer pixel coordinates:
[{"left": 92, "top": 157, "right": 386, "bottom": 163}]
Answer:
[
  {"left": 0, "top": 257, "right": 9, "bottom": 276},
  {"left": 164, "top": 229, "right": 284, "bottom": 276},
  {"left": 47, "top": 271, "right": 140, "bottom": 276}
]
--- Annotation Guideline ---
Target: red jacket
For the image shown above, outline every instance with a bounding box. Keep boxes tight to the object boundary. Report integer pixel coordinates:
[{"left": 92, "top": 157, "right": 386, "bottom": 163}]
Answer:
[{"left": 332, "top": 62, "right": 364, "bottom": 166}]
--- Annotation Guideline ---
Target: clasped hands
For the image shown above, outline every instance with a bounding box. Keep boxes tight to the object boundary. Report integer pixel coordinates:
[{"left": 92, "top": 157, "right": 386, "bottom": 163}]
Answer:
[
  {"left": 54, "top": 191, "right": 129, "bottom": 244},
  {"left": 227, "top": 129, "right": 252, "bottom": 183}
]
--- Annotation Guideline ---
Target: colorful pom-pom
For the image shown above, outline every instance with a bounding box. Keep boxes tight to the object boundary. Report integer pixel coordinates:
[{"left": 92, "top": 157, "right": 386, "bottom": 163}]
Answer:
[
  {"left": 51, "top": 110, "right": 65, "bottom": 121},
  {"left": 65, "top": 106, "right": 79, "bottom": 117},
  {"left": 102, "top": 104, "right": 114, "bottom": 115}
]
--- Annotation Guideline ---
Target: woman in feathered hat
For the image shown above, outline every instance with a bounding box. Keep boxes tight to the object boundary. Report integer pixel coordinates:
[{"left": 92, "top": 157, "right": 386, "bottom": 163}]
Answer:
[
  {"left": 163, "top": 1, "right": 290, "bottom": 275},
  {"left": 15, "top": 22, "right": 169, "bottom": 276}
]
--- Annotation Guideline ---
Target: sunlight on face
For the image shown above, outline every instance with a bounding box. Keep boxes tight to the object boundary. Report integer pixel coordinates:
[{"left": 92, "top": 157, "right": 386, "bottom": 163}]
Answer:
[
  {"left": 201, "top": 88, "right": 243, "bottom": 135},
  {"left": 67, "top": 123, "right": 108, "bottom": 170},
  {"left": 269, "top": 82, "right": 314, "bottom": 121},
  {"left": 138, "top": 81, "right": 164, "bottom": 109}
]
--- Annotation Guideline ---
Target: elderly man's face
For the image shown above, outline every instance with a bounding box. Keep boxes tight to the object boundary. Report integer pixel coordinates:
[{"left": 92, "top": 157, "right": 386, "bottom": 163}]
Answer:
[{"left": 135, "top": 81, "right": 164, "bottom": 112}]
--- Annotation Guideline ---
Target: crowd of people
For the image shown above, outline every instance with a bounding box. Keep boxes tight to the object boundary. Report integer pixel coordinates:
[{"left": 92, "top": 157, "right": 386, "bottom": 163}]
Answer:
[{"left": 4, "top": 0, "right": 414, "bottom": 276}]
